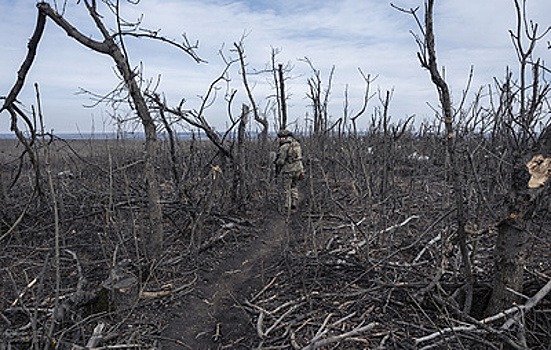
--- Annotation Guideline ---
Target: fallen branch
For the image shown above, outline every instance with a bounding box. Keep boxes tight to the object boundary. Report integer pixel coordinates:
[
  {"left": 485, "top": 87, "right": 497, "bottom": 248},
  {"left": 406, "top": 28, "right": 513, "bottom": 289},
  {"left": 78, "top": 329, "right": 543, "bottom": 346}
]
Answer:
[
  {"left": 139, "top": 274, "right": 197, "bottom": 299},
  {"left": 501, "top": 278, "right": 551, "bottom": 330},
  {"left": 11, "top": 277, "right": 38, "bottom": 307},
  {"left": 250, "top": 272, "right": 282, "bottom": 302},
  {"left": 86, "top": 322, "right": 105, "bottom": 348},
  {"left": 259, "top": 304, "right": 298, "bottom": 338},
  {"left": 415, "top": 278, "right": 551, "bottom": 345},
  {"left": 379, "top": 215, "right": 419, "bottom": 234},
  {"left": 413, "top": 233, "right": 441, "bottom": 263},
  {"left": 72, "top": 344, "right": 141, "bottom": 350},
  {"left": 348, "top": 215, "right": 420, "bottom": 254},
  {"left": 301, "top": 322, "right": 379, "bottom": 350}
]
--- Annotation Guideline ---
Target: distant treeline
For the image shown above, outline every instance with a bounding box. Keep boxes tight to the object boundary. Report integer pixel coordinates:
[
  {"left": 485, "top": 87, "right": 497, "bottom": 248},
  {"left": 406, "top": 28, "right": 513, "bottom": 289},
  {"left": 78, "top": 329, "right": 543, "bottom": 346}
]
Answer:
[
  {"left": 0, "top": 131, "right": 289, "bottom": 141},
  {"left": 0, "top": 132, "right": 211, "bottom": 140}
]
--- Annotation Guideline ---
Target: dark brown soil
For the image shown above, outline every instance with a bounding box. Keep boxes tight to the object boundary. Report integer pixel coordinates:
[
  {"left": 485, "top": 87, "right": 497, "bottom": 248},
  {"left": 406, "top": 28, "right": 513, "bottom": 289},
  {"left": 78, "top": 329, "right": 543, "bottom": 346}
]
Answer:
[{"left": 159, "top": 208, "right": 294, "bottom": 350}]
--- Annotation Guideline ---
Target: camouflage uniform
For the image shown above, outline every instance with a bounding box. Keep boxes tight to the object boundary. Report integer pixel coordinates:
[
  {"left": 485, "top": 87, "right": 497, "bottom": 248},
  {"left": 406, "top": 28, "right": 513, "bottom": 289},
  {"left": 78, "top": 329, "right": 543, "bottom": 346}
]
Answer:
[{"left": 275, "top": 130, "right": 304, "bottom": 211}]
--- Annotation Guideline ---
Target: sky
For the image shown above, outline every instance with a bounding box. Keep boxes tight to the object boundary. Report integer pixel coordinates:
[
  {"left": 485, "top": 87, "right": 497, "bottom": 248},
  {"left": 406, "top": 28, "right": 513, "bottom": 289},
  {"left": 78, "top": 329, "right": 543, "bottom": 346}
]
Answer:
[{"left": 0, "top": 0, "right": 549, "bottom": 134}]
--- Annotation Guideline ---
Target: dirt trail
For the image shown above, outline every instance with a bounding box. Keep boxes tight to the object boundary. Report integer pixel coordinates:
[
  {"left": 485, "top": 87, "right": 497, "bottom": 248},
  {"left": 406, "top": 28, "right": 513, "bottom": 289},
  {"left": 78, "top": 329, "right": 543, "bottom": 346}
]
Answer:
[{"left": 160, "top": 210, "right": 293, "bottom": 350}]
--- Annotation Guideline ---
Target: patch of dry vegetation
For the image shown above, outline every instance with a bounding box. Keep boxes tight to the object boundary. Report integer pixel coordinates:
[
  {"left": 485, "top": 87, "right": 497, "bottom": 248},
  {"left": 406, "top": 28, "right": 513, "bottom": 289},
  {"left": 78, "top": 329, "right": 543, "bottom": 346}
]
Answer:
[{"left": 0, "top": 132, "right": 550, "bottom": 350}]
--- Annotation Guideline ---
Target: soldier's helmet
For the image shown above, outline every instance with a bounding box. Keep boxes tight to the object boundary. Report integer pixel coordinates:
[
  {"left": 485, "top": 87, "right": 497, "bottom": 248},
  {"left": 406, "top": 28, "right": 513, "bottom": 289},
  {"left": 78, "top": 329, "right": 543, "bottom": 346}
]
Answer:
[{"left": 277, "top": 129, "right": 293, "bottom": 138}]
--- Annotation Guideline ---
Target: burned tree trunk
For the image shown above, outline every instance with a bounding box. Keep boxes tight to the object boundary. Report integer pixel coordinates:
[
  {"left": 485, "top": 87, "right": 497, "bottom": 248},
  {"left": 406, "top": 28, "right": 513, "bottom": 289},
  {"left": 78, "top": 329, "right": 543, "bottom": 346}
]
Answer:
[
  {"left": 304, "top": 59, "right": 334, "bottom": 135},
  {"left": 405, "top": 0, "right": 473, "bottom": 313},
  {"left": 485, "top": 155, "right": 545, "bottom": 315},
  {"left": 232, "top": 104, "right": 249, "bottom": 204},
  {"left": 234, "top": 41, "right": 268, "bottom": 146},
  {"left": 278, "top": 64, "right": 288, "bottom": 130},
  {"left": 36, "top": 1, "right": 164, "bottom": 260},
  {"left": 485, "top": 0, "right": 550, "bottom": 315},
  {"left": 487, "top": 219, "right": 527, "bottom": 314}
]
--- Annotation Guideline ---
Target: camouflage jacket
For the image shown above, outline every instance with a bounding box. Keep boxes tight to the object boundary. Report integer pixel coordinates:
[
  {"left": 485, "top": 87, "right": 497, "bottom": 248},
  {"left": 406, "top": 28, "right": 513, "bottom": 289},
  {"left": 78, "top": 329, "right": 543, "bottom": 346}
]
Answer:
[{"left": 275, "top": 136, "right": 304, "bottom": 173}]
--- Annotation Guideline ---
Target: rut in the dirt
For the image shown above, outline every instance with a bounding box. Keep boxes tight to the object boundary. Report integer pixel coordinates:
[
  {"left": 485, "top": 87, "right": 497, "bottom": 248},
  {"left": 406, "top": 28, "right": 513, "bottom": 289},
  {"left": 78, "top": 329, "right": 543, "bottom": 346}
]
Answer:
[{"left": 160, "top": 210, "right": 294, "bottom": 350}]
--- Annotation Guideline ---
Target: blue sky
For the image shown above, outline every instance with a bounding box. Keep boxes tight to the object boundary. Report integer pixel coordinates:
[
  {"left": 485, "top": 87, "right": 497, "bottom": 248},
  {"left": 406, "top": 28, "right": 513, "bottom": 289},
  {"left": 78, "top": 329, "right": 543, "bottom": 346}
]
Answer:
[{"left": 0, "top": 0, "right": 549, "bottom": 134}]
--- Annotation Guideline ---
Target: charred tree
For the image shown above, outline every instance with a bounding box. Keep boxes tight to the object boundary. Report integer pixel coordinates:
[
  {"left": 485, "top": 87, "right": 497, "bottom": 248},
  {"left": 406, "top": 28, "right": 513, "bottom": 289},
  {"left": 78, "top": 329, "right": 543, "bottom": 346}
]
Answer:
[
  {"left": 233, "top": 104, "right": 249, "bottom": 204},
  {"left": 485, "top": 0, "right": 550, "bottom": 316},
  {"left": 34, "top": 1, "right": 165, "bottom": 261},
  {"left": 278, "top": 64, "right": 288, "bottom": 130},
  {"left": 398, "top": 0, "right": 473, "bottom": 313},
  {"left": 303, "top": 58, "right": 334, "bottom": 135},
  {"left": 4, "top": 1, "right": 201, "bottom": 261},
  {"left": 234, "top": 41, "right": 268, "bottom": 146},
  {"left": 0, "top": 10, "right": 45, "bottom": 195}
]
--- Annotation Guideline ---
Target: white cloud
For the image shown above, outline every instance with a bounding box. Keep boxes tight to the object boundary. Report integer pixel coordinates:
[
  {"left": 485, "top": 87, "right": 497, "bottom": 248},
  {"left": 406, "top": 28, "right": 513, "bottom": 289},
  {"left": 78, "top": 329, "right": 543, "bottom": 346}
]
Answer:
[{"left": 0, "top": 0, "right": 549, "bottom": 134}]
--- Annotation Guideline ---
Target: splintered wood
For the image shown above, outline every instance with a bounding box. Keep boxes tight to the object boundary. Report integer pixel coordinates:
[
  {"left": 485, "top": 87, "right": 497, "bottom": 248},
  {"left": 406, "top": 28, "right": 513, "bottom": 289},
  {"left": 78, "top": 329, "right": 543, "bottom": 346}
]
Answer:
[{"left": 526, "top": 154, "right": 551, "bottom": 188}]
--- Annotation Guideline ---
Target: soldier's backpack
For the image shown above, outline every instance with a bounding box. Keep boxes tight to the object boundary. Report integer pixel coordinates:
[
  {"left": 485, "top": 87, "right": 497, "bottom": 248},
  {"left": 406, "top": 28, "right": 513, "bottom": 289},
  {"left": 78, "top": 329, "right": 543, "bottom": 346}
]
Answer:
[{"left": 287, "top": 139, "right": 302, "bottom": 163}]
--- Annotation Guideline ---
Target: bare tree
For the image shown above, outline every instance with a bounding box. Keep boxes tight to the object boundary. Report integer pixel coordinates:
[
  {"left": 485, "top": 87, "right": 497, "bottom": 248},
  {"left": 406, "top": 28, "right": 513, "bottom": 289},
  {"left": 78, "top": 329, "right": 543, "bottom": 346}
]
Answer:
[
  {"left": 278, "top": 63, "right": 289, "bottom": 130},
  {"left": 349, "top": 69, "right": 376, "bottom": 136},
  {"left": 266, "top": 49, "right": 291, "bottom": 131},
  {"left": 485, "top": 0, "right": 550, "bottom": 316},
  {"left": 2, "top": 1, "right": 202, "bottom": 261},
  {"left": 0, "top": 9, "right": 45, "bottom": 196},
  {"left": 396, "top": 0, "right": 473, "bottom": 313},
  {"left": 147, "top": 55, "right": 238, "bottom": 159},
  {"left": 233, "top": 104, "right": 249, "bottom": 203},
  {"left": 302, "top": 58, "right": 335, "bottom": 135},
  {"left": 234, "top": 40, "right": 269, "bottom": 145}
]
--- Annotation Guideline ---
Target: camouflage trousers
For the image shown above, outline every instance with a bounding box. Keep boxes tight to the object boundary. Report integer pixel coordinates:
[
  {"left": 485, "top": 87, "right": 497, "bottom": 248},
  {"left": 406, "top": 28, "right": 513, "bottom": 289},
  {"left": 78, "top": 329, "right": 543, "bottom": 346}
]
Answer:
[{"left": 282, "top": 171, "right": 300, "bottom": 211}]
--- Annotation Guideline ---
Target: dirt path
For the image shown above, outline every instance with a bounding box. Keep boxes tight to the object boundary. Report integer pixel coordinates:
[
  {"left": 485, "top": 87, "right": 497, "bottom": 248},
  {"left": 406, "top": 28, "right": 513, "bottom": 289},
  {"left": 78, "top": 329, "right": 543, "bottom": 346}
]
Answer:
[{"left": 160, "top": 210, "right": 294, "bottom": 350}]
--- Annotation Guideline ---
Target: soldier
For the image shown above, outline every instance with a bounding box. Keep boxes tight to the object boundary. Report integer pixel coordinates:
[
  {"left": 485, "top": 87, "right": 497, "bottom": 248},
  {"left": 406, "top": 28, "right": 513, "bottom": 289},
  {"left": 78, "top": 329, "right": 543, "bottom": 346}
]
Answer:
[{"left": 274, "top": 129, "right": 304, "bottom": 211}]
